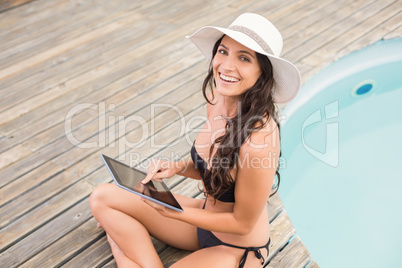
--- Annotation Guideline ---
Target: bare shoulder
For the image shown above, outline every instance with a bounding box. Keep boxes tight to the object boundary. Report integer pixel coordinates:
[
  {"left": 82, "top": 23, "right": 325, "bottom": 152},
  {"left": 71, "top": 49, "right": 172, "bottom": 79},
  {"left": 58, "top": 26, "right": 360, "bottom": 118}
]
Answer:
[{"left": 241, "top": 117, "right": 280, "bottom": 156}]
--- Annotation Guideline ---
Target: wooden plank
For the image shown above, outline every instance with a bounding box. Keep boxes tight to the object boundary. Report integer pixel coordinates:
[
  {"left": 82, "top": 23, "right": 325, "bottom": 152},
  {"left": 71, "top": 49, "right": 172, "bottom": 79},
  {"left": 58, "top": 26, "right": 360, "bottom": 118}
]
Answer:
[
  {"left": 301, "top": 7, "right": 402, "bottom": 82},
  {"left": 271, "top": 0, "right": 331, "bottom": 30},
  {"left": 102, "top": 260, "right": 117, "bottom": 268},
  {"left": 61, "top": 236, "right": 114, "bottom": 268},
  {"left": 159, "top": 247, "right": 192, "bottom": 265},
  {"left": 0, "top": 198, "right": 93, "bottom": 268},
  {"left": 267, "top": 193, "right": 284, "bottom": 222},
  {"left": 283, "top": 0, "right": 378, "bottom": 63},
  {"left": 0, "top": 138, "right": 71, "bottom": 189},
  {"left": 0, "top": 143, "right": 31, "bottom": 169},
  {"left": 0, "top": 1, "right": 89, "bottom": 35},
  {"left": 19, "top": 217, "right": 102, "bottom": 267},
  {"left": 266, "top": 236, "right": 312, "bottom": 268},
  {"left": 280, "top": 0, "right": 350, "bottom": 52},
  {"left": 335, "top": 5, "right": 402, "bottom": 57},
  {"left": 0, "top": 0, "right": 36, "bottom": 13},
  {"left": 231, "top": 0, "right": 308, "bottom": 28},
  {"left": 383, "top": 24, "right": 402, "bottom": 40},
  {"left": 266, "top": 210, "right": 296, "bottom": 262},
  {"left": 0, "top": 180, "right": 94, "bottom": 250},
  {"left": 171, "top": 178, "right": 203, "bottom": 198},
  {"left": 263, "top": 0, "right": 316, "bottom": 22},
  {"left": 300, "top": 0, "right": 400, "bottom": 66}
]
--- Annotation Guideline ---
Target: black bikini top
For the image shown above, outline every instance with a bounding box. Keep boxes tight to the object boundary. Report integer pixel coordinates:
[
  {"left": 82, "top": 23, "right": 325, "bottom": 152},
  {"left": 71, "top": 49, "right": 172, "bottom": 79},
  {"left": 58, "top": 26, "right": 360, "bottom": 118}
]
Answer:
[{"left": 190, "top": 142, "right": 235, "bottom": 203}]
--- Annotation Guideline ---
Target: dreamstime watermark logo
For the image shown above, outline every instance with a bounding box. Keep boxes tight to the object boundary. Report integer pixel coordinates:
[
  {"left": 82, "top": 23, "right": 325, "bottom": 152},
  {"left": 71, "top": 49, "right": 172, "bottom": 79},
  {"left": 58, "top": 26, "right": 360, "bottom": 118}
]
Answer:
[{"left": 301, "top": 100, "right": 339, "bottom": 167}]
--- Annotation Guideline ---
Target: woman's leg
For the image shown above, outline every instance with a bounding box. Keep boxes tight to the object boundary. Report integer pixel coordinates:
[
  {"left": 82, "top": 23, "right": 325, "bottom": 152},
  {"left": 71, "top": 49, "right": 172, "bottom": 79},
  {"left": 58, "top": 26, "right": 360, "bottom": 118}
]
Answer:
[
  {"left": 89, "top": 183, "right": 203, "bottom": 267},
  {"left": 107, "top": 234, "right": 141, "bottom": 267}
]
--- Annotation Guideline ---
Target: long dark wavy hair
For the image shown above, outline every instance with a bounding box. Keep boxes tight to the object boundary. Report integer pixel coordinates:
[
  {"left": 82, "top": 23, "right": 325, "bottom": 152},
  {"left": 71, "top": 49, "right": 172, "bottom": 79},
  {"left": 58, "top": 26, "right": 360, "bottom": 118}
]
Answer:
[{"left": 202, "top": 35, "right": 281, "bottom": 201}]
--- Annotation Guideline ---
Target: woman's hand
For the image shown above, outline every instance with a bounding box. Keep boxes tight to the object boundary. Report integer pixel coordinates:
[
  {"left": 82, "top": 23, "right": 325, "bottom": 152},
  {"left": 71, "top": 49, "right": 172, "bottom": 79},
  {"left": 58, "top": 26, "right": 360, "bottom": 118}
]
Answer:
[
  {"left": 142, "top": 159, "right": 183, "bottom": 184},
  {"left": 140, "top": 197, "right": 175, "bottom": 217}
]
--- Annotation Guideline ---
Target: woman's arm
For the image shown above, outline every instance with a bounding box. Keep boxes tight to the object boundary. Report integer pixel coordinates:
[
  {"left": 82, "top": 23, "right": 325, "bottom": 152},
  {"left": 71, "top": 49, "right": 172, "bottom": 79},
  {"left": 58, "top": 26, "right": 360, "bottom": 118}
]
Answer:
[{"left": 142, "top": 158, "right": 202, "bottom": 183}]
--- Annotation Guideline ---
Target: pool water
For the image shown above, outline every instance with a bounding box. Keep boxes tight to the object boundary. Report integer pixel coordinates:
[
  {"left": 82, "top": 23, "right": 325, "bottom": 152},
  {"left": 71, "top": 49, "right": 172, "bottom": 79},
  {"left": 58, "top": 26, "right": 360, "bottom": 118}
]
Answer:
[{"left": 279, "top": 38, "right": 402, "bottom": 268}]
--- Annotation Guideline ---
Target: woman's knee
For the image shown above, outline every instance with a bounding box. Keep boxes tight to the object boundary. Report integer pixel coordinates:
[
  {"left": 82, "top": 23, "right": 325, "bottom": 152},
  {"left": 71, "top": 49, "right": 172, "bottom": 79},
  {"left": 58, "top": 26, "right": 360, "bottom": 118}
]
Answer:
[{"left": 89, "top": 183, "right": 114, "bottom": 215}]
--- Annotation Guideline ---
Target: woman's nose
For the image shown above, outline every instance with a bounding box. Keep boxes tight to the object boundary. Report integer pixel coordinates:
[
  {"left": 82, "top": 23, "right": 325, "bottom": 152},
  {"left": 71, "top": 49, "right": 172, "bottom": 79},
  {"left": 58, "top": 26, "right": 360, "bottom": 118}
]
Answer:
[{"left": 221, "top": 56, "right": 236, "bottom": 71}]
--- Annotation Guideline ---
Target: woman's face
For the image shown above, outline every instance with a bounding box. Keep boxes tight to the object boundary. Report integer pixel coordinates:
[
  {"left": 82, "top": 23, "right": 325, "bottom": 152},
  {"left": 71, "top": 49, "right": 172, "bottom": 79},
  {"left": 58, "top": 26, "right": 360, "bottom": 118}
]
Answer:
[{"left": 212, "top": 35, "right": 262, "bottom": 98}]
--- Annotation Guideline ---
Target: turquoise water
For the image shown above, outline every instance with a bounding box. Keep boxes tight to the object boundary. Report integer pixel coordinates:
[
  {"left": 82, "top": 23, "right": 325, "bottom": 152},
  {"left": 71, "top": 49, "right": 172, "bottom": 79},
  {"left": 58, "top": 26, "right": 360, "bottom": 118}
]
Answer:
[{"left": 279, "top": 38, "right": 402, "bottom": 268}]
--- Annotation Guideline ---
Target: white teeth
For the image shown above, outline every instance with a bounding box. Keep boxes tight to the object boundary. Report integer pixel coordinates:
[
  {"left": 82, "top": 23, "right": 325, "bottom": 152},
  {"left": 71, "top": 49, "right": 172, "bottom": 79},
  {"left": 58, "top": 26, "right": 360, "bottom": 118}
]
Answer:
[{"left": 220, "top": 73, "right": 240, "bottom": 82}]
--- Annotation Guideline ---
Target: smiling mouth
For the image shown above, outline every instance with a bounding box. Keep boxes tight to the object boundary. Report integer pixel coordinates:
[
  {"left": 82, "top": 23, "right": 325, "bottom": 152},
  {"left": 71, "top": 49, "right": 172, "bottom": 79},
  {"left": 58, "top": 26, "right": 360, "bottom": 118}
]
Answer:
[{"left": 219, "top": 73, "right": 240, "bottom": 83}]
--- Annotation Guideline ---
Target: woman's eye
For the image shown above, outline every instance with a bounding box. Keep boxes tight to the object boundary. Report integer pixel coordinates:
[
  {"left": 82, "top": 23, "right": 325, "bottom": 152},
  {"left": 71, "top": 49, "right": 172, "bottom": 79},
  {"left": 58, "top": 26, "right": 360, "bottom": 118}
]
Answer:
[
  {"left": 218, "top": 49, "right": 227, "bottom": 55},
  {"left": 240, "top": 56, "right": 250, "bottom": 62}
]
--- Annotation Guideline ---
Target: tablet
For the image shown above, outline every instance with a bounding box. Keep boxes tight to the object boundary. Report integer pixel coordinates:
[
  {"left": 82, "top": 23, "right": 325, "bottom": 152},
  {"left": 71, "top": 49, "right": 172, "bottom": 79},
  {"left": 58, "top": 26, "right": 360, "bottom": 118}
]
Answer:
[{"left": 101, "top": 154, "right": 183, "bottom": 212}]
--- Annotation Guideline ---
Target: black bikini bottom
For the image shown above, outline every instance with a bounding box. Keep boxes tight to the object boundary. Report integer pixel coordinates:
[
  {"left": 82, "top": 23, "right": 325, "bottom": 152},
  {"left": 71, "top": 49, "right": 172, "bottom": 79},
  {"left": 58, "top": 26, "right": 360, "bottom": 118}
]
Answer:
[{"left": 197, "top": 202, "right": 270, "bottom": 268}]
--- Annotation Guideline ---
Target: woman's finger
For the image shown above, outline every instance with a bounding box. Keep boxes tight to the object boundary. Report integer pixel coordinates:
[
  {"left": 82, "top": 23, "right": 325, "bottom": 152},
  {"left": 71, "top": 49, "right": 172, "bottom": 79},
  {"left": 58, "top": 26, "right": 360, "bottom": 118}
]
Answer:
[
  {"left": 150, "top": 169, "right": 171, "bottom": 181},
  {"left": 142, "top": 159, "right": 161, "bottom": 184}
]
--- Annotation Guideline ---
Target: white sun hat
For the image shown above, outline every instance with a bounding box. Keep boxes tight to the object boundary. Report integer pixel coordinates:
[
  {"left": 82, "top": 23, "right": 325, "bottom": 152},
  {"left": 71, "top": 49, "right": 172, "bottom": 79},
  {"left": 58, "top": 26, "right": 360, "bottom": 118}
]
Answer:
[{"left": 187, "top": 13, "right": 301, "bottom": 103}]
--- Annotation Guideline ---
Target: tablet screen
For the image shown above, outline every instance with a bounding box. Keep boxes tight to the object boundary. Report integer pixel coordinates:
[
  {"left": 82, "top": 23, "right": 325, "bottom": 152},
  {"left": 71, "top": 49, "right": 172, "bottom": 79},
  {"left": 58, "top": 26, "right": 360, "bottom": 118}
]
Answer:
[{"left": 101, "top": 154, "right": 183, "bottom": 212}]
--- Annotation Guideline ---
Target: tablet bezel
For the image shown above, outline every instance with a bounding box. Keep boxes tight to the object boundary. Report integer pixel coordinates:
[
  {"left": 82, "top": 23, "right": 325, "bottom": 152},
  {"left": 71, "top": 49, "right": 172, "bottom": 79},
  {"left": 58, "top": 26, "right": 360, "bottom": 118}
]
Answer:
[{"left": 101, "top": 154, "right": 183, "bottom": 212}]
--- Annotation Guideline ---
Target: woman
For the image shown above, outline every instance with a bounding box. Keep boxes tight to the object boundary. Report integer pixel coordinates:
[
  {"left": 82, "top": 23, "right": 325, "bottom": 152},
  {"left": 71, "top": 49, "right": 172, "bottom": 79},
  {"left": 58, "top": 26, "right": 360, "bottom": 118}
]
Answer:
[{"left": 90, "top": 13, "right": 301, "bottom": 268}]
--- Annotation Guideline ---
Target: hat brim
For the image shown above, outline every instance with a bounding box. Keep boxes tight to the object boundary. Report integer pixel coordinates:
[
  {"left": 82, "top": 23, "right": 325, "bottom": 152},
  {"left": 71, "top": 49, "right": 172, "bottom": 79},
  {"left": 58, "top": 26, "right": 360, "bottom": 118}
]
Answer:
[{"left": 187, "top": 26, "right": 301, "bottom": 104}]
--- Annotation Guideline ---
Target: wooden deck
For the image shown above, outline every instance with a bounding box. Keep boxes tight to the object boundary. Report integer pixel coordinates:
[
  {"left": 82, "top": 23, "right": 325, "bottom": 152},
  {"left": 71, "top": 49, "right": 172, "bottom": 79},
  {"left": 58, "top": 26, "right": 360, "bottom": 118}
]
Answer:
[{"left": 0, "top": 0, "right": 400, "bottom": 267}]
